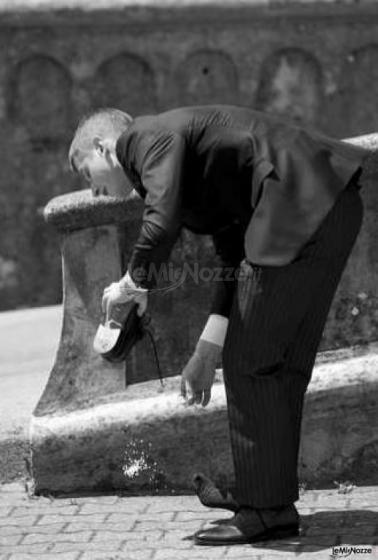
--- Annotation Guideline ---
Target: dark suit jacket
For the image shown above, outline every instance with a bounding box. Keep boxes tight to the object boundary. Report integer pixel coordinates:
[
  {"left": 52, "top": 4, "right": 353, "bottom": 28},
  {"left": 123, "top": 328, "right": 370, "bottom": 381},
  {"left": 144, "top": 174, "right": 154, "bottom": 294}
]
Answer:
[{"left": 116, "top": 105, "right": 369, "bottom": 317}]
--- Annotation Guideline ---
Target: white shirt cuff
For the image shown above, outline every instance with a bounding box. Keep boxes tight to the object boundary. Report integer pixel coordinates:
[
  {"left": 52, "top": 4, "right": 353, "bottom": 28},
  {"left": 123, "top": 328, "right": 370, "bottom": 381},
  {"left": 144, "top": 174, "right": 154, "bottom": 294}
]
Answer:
[{"left": 200, "top": 314, "right": 229, "bottom": 347}]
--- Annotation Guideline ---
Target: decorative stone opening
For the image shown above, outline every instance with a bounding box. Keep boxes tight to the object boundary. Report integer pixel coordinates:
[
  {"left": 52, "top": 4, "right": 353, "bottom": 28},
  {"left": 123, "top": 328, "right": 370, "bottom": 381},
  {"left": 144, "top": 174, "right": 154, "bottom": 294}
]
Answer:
[
  {"left": 92, "top": 53, "right": 157, "bottom": 116},
  {"left": 176, "top": 49, "right": 239, "bottom": 105},
  {"left": 10, "top": 55, "right": 72, "bottom": 149},
  {"left": 255, "top": 47, "right": 323, "bottom": 125}
]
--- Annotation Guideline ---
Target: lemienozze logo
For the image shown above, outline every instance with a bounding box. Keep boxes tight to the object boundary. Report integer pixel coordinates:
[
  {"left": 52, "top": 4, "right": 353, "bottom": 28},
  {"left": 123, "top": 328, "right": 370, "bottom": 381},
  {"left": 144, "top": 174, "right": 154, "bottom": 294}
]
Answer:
[{"left": 331, "top": 545, "right": 374, "bottom": 558}]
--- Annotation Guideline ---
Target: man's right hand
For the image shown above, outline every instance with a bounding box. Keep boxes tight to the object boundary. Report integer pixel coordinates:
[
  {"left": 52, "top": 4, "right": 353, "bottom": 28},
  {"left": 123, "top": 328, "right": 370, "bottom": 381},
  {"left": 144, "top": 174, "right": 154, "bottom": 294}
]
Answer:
[{"left": 180, "top": 339, "right": 222, "bottom": 407}]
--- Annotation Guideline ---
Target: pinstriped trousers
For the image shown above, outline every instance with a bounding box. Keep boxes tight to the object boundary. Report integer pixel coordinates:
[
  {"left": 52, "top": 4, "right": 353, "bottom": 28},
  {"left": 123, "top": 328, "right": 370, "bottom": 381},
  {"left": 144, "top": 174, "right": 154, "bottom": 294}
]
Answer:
[{"left": 222, "top": 180, "right": 364, "bottom": 509}]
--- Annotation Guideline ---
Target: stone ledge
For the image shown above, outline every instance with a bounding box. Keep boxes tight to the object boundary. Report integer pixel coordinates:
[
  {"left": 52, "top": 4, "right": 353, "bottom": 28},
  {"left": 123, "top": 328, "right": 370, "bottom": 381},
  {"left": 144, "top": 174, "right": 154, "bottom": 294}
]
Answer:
[
  {"left": 30, "top": 343, "right": 378, "bottom": 494},
  {"left": 43, "top": 134, "right": 378, "bottom": 234},
  {"left": 1, "top": 0, "right": 375, "bottom": 12},
  {"left": 2, "top": 0, "right": 378, "bottom": 28},
  {"left": 44, "top": 189, "right": 142, "bottom": 233}
]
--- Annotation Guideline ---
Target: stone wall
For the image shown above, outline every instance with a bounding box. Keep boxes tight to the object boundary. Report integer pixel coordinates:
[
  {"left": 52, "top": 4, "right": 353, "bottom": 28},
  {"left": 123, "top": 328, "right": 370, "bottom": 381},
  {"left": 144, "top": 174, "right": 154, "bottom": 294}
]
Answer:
[{"left": 1, "top": 0, "right": 378, "bottom": 310}]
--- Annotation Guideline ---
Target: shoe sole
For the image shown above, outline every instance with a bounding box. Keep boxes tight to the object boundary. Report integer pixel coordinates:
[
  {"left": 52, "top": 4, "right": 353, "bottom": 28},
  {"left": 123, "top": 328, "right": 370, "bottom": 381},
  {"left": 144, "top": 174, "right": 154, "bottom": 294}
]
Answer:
[{"left": 194, "top": 525, "right": 300, "bottom": 546}]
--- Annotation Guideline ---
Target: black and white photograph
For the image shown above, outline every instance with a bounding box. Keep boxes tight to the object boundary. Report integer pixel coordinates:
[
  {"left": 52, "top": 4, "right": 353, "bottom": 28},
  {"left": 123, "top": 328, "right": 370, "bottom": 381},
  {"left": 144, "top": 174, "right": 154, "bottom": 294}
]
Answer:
[{"left": 0, "top": 0, "right": 377, "bottom": 558}]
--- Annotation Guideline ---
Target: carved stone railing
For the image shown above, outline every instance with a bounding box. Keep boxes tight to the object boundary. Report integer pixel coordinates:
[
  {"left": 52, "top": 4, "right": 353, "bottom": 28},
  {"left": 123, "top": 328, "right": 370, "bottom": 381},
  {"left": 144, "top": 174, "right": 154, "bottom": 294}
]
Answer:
[
  {"left": 34, "top": 192, "right": 143, "bottom": 417},
  {"left": 30, "top": 134, "right": 378, "bottom": 494}
]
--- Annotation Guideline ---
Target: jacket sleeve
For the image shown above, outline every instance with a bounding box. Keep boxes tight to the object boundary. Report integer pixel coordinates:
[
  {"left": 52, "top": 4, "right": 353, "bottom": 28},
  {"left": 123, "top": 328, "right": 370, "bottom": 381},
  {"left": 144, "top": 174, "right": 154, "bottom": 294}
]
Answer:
[
  {"left": 210, "top": 222, "right": 245, "bottom": 318},
  {"left": 117, "top": 128, "right": 186, "bottom": 289}
]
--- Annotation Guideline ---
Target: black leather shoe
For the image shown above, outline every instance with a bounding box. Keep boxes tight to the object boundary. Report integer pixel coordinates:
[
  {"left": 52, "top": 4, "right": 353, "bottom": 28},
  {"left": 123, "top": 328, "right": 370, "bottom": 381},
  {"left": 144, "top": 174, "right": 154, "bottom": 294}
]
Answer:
[
  {"left": 192, "top": 472, "right": 239, "bottom": 512},
  {"left": 194, "top": 505, "right": 300, "bottom": 546}
]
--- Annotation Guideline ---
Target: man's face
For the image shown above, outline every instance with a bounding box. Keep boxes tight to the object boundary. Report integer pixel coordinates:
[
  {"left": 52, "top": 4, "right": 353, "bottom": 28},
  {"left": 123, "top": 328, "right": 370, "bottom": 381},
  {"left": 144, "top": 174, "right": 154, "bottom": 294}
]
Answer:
[{"left": 76, "top": 140, "right": 134, "bottom": 198}]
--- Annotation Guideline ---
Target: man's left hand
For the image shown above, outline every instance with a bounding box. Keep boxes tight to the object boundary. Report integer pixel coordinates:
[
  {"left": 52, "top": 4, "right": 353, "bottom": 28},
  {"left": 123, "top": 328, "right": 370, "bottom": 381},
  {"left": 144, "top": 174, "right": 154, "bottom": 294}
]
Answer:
[{"left": 181, "top": 339, "right": 222, "bottom": 407}]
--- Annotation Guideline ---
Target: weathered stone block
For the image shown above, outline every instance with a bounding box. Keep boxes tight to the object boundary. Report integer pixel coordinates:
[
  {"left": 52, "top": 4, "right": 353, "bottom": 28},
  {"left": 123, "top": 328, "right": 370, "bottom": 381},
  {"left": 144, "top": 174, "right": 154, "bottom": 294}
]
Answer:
[{"left": 31, "top": 344, "right": 378, "bottom": 493}]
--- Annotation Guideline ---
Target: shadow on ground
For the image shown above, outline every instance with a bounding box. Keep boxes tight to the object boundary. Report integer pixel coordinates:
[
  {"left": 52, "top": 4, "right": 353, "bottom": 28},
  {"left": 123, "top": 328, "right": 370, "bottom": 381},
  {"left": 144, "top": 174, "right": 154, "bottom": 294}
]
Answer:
[{"left": 249, "top": 510, "right": 378, "bottom": 553}]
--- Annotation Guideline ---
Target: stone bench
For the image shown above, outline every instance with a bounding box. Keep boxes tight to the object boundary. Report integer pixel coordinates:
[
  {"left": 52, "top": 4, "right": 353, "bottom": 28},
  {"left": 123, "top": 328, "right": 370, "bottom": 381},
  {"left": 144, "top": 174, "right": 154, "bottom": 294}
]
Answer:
[{"left": 30, "top": 133, "right": 378, "bottom": 494}]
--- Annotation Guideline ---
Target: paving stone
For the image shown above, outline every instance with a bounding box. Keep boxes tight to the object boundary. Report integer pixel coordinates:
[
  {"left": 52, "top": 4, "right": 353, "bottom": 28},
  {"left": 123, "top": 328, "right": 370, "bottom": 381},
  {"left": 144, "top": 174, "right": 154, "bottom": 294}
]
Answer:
[
  {"left": 78, "top": 554, "right": 125, "bottom": 560},
  {"left": 137, "top": 511, "right": 175, "bottom": 522},
  {"left": 0, "top": 484, "right": 376, "bottom": 560},
  {"left": 63, "top": 520, "right": 135, "bottom": 532},
  {"left": 36, "top": 514, "right": 106, "bottom": 525},
  {"left": 110, "top": 498, "right": 153, "bottom": 511},
  {"left": 0, "top": 508, "right": 13, "bottom": 517},
  {"left": 0, "top": 496, "right": 29, "bottom": 508},
  {"left": 0, "top": 516, "right": 39, "bottom": 527},
  {"left": 135, "top": 520, "right": 201, "bottom": 532},
  {"left": 79, "top": 503, "right": 146, "bottom": 515},
  {"left": 223, "top": 546, "right": 268, "bottom": 558},
  {"left": 279, "top": 553, "right": 330, "bottom": 559},
  {"left": 217, "top": 556, "right": 264, "bottom": 560},
  {"left": 12, "top": 506, "right": 79, "bottom": 517},
  {"left": 0, "top": 533, "right": 23, "bottom": 546},
  {"left": 8, "top": 553, "right": 80, "bottom": 560},
  {"left": 71, "top": 496, "right": 119, "bottom": 505},
  {"left": 144, "top": 497, "right": 200, "bottom": 513},
  {"left": 93, "top": 529, "right": 163, "bottom": 542},
  {"left": 120, "top": 540, "right": 160, "bottom": 551},
  {"left": 153, "top": 550, "right": 202, "bottom": 560},
  {"left": 161, "top": 536, "right": 224, "bottom": 552},
  {"left": 80, "top": 552, "right": 153, "bottom": 560},
  {"left": 99, "top": 513, "right": 139, "bottom": 525},
  {"left": 0, "top": 523, "right": 65, "bottom": 536},
  {"left": 175, "top": 510, "right": 230, "bottom": 522},
  {"left": 87, "top": 530, "right": 131, "bottom": 542},
  {"left": 51, "top": 541, "right": 123, "bottom": 553},
  {"left": 21, "top": 530, "right": 92, "bottom": 545},
  {"left": 0, "top": 483, "right": 26, "bottom": 493},
  {"left": 158, "top": 531, "right": 196, "bottom": 548},
  {"left": 7, "top": 498, "right": 73, "bottom": 509},
  {"left": 0, "top": 544, "right": 50, "bottom": 554}
]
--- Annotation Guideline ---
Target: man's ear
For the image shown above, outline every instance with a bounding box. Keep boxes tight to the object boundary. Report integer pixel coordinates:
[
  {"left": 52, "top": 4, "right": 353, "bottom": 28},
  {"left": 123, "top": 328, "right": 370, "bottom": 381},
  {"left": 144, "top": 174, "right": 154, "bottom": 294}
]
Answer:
[
  {"left": 93, "top": 136, "right": 105, "bottom": 155},
  {"left": 100, "top": 137, "right": 117, "bottom": 154}
]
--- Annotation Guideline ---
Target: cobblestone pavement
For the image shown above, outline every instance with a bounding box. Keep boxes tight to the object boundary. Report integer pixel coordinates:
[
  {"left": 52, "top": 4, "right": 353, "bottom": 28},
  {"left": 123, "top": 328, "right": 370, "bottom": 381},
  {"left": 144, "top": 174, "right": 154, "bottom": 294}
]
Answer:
[{"left": 0, "top": 482, "right": 377, "bottom": 560}]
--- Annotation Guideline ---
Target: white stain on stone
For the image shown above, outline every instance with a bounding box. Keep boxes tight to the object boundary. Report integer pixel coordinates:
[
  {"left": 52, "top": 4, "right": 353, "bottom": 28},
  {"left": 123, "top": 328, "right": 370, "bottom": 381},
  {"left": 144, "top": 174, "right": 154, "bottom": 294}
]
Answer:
[{"left": 122, "top": 438, "right": 158, "bottom": 481}]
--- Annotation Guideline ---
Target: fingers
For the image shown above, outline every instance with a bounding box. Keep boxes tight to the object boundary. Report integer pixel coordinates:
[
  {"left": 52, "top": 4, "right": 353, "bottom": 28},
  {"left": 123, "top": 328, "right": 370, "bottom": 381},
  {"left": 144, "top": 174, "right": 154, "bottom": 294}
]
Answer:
[
  {"left": 202, "top": 389, "right": 211, "bottom": 407},
  {"left": 183, "top": 384, "right": 212, "bottom": 407},
  {"left": 187, "top": 391, "right": 202, "bottom": 406},
  {"left": 106, "top": 297, "right": 113, "bottom": 322},
  {"left": 180, "top": 353, "right": 214, "bottom": 407},
  {"left": 180, "top": 377, "right": 186, "bottom": 399},
  {"left": 101, "top": 292, "right": 108, "bottom": 314},
  {"left": 195, "top": 391, "right": 203, "bottom": 404},
  {"left": 101, "top": 285, "right": 115, "bottom": 314},
  {"left": 101, "top": 291, "right": 117, "bottom": 319},
  {"left": 136, "top": 295, "right": 148, "bottom": 317}
]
